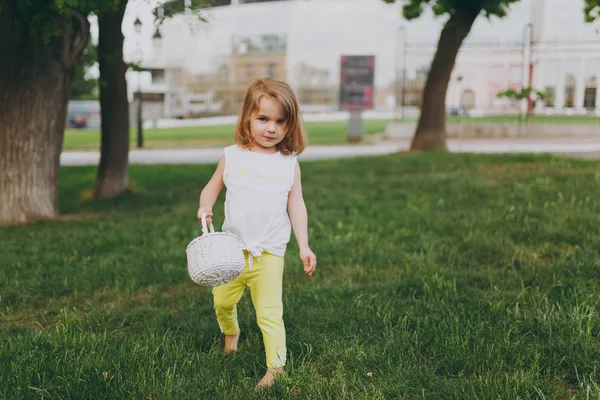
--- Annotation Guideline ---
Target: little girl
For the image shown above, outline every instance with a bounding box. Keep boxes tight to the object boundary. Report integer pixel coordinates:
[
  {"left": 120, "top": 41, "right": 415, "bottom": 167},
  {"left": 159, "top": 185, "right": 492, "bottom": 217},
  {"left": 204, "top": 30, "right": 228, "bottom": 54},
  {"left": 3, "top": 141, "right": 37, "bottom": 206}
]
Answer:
[{"left": 196, "top": 78, "right": 316, "bottom": 389}]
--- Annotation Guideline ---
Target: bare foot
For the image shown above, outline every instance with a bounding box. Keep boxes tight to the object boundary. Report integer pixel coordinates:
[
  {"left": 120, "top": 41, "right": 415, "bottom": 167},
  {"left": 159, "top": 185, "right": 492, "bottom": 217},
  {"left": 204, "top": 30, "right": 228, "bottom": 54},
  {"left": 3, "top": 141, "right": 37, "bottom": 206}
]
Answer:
[
  {"left": 223, "top": 331, "right": 240, "bottom": 354},
  {"left": 256, "top": 368, "right": 285, "bottom": 390}
]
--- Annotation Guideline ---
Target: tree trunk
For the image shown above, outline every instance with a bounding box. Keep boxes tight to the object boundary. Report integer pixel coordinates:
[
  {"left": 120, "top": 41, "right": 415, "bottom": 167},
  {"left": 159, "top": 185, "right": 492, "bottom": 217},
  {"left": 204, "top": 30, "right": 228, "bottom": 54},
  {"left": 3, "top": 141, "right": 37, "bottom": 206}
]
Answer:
[
  {"left": 95, "top": 0, "right": 130, "bottom": 199},
  {"left": 0, "top": 3, "right": 89, "bottom": 224},
  {"left": 411, "top": 8, "right": 480, "bottom": 151}
]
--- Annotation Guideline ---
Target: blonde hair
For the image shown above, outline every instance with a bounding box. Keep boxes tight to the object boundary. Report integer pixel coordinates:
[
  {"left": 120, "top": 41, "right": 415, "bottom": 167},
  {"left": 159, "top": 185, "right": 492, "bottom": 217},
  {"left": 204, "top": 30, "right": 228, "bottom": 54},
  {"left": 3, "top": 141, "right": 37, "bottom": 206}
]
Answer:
[{"left": 235, "top": 78, "right": 306, "bottom": 155}]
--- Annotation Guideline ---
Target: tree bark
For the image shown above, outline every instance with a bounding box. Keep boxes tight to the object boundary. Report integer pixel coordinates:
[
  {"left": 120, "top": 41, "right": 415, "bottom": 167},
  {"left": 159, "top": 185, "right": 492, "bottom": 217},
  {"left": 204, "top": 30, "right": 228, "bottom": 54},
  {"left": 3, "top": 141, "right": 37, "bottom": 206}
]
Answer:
[
  {"left": 411, "top": 8, "right": 480, "bottom": 151},
  {"left": 95, "top": 0, "right": 130, "bottom": 199},
  {"left": 0, "top": 3, "right": 89, "bottom": 224}
]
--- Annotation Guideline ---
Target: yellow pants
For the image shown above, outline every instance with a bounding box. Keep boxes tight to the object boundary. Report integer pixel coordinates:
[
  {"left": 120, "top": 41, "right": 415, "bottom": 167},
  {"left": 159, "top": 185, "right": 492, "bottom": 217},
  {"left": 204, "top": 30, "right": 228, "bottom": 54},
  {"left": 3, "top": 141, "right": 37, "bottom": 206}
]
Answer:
[{"left": 212, "top": 252, "right": 286, "bottom": 368}]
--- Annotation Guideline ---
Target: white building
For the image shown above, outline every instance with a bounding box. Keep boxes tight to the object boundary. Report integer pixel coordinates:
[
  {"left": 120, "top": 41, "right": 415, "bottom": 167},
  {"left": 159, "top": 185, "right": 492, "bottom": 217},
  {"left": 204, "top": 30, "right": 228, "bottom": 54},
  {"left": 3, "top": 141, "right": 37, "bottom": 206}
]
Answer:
[
  {"left": 447, "top": 0, "right": 600, "bottom": 115},
  {"left": 126, "top": 0, "right": 600, "bottom": 118}
]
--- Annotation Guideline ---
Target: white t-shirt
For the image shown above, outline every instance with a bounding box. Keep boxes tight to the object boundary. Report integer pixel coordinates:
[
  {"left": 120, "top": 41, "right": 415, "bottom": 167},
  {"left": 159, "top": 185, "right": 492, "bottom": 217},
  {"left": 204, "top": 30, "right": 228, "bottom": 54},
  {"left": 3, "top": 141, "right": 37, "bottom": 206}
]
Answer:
[{"left": 222, "top": 145, "right": 297, "bottom": 267}]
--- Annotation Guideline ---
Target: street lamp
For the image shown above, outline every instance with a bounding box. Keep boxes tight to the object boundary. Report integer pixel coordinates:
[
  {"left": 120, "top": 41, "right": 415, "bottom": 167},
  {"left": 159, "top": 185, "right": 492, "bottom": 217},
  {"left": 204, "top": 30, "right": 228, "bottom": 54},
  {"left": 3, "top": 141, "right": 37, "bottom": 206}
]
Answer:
[
  {"left": 134, "top": 17, "right": 142, "bottom": 33},
  {"left": 152, "top": 28, "right": 162, "bottom": 48},
  {"left": 135, "top": 17, "right": 143, "bottom": 148}
]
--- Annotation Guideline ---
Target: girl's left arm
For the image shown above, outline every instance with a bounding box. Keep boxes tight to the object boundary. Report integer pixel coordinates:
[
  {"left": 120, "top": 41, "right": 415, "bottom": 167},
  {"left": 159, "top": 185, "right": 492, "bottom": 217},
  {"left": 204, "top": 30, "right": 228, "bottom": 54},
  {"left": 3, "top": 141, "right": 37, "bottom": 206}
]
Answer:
[{"left": 287, "top": 161, "right": 317, "bottom": 276}]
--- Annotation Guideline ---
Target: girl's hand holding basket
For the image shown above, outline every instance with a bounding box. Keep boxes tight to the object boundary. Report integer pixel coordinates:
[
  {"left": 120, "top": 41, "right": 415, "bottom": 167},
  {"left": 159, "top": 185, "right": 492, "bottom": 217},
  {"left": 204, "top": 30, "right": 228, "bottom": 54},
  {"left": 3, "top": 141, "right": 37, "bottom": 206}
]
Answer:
[{"left": 197, "top": 206, "right": 213, "bottom": 226}]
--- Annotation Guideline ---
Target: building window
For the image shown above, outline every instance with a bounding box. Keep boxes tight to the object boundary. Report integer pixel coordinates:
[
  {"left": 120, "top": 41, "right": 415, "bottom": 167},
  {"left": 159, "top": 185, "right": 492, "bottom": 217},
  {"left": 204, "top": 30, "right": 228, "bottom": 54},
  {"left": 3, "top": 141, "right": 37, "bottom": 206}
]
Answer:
[
  {"left": 460, "top": 89, "right": 475, "bottom": 109},
  {"left": 151, "top": 70, "right": 165, "bottom": 84},
  {"left": 564, "top": 74, "right": 576, "bottom": 108},
  {"left": 542, "top": 60, "right": 559, "bottom": 108},
  {"left": 543, "top": 86, "right": 555, "bottom": 107},
  {"left": 584, "top": 76, "right": 597, "bottom": 110}
]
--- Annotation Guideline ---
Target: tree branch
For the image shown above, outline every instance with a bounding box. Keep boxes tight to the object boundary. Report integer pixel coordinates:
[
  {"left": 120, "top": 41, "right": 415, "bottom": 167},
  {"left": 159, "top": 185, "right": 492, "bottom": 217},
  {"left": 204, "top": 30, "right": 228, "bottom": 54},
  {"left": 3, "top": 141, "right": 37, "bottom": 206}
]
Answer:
[{"left": 65, "top": 10, "right": 90, "bottom": 69}]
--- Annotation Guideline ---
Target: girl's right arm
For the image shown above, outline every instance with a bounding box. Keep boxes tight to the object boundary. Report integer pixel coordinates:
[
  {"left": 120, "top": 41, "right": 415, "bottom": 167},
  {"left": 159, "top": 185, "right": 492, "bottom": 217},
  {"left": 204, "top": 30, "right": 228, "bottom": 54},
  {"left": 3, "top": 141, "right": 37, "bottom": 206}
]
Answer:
[{"left": 197, "top": 155, "right": 225, "bottom": 226}]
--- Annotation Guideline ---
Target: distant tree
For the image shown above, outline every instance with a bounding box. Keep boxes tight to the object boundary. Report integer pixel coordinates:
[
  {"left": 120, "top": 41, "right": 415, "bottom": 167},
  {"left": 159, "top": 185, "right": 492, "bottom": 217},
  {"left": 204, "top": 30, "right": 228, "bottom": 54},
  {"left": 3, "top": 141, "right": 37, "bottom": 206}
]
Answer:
[
  {"left": 496, "top": 87, "right": 547, "bottom": 116},
  {"left": 383, "top": 0, "right": 522, "bottom": 151}
]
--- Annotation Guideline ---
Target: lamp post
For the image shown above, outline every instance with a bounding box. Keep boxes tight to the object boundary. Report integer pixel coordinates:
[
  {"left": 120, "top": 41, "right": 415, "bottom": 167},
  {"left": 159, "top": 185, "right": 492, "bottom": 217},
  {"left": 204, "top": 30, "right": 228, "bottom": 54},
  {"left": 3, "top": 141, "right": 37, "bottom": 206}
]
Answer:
[
  {"left": 456, "top": 75, "right": 463, "bottom": 115},
  {"left": 395, "top": 24, "right": 407, "bottom": 120},
  {"left": 521, "top": 22, "right": 534, "bottom": 117},
  {"left": 134, "top": 17, "right": 144, "bottom": 148},
  {"left": 151, "top": 27, "right": 163, "bottom": 127}
]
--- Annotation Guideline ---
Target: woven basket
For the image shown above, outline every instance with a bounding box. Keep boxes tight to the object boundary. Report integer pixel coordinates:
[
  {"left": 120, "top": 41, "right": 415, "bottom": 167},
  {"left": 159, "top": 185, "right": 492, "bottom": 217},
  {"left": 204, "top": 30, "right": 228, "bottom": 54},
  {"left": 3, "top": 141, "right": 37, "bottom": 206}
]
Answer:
[{"left": 186, "top": 213, "right": 245, "bottom": 287}]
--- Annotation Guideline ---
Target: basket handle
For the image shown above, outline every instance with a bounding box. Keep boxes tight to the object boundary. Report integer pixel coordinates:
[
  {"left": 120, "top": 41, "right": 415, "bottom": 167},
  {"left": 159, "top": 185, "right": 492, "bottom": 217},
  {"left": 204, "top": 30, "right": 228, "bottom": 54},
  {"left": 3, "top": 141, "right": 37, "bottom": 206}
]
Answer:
[{"left": 200, "top": 212, "right": 216, "bottom": 236}]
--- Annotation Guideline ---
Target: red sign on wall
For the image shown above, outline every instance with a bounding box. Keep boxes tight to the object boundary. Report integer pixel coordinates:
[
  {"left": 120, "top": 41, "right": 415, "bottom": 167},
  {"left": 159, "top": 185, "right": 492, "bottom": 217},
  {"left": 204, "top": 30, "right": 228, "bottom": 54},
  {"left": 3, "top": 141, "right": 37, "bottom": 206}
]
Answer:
[{"left": 339, "top": 55, "right": 375, "bottom": 110}]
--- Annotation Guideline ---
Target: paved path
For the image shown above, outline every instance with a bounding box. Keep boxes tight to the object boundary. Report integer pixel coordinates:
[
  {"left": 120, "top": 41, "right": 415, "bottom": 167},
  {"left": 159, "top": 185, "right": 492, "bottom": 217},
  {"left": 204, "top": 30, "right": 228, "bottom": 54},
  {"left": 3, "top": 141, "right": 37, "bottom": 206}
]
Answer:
[
  {"left": 60, "top": 136, "right": 599, "bottom": 166},
  {"left": 60, "top": 145, "right": 403, "bottom": 166},
  {"left": 442, "top": 135, "right": 600, "bottom": 154}
]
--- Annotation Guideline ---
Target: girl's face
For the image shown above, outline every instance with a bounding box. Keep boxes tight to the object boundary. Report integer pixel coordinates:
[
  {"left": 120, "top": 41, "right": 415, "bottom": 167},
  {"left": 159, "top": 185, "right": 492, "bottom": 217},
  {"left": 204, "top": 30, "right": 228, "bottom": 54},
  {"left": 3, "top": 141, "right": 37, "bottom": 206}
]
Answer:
[{"left": 249, "top": 97, "right": 287, "bottom": 153}]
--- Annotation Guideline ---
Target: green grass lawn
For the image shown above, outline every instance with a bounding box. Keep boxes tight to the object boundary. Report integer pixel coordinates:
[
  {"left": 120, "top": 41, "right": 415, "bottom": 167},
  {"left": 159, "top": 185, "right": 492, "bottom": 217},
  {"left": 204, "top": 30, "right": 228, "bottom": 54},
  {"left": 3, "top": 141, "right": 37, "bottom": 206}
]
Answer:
[
  {"left": 392, "top": 114, "right": 600, "bottom": 124},
  {"left": 63, "top": 120, "right": 391, "bottom": 151},
  {"left": 2, "top": 153, "right": 600, "bottom": 398},
  {"left": 64, "top": 115, "right": 599, "bottom": 151},
  {"left": 445, "top": 114, "right": 600, "bottom": 124}
]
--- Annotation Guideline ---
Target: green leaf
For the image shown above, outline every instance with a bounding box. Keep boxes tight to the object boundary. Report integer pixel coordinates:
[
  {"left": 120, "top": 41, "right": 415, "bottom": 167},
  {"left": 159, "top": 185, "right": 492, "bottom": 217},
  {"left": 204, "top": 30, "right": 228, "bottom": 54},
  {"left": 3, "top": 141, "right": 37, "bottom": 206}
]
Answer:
[
  {"left": 154, "top": 0, "right": 212, "bottom": 26},
  {"left": 384, "top": 0, "right": 524, "bottom": 20},
  {"left": 584, "top": 0, "right": 600, "bottom": 22}
]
